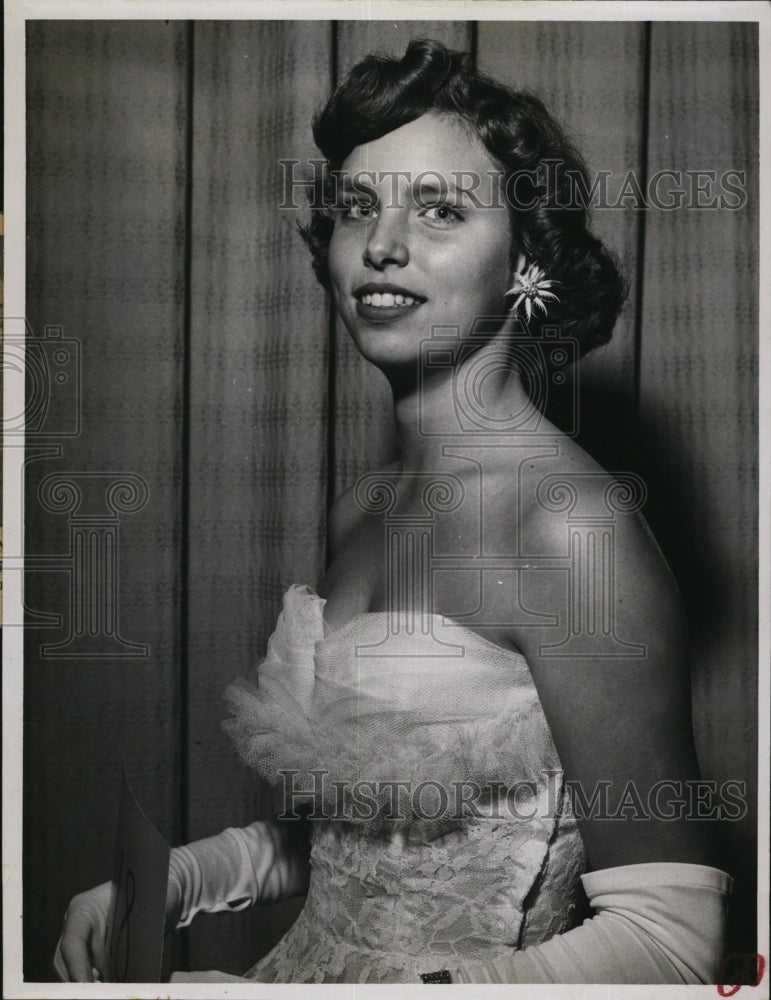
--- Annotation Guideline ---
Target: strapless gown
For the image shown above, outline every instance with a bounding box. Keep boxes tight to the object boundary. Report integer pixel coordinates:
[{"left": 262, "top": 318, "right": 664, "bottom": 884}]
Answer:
[{"left": 218, "top": 585, "right": 586, "bottom": 984}]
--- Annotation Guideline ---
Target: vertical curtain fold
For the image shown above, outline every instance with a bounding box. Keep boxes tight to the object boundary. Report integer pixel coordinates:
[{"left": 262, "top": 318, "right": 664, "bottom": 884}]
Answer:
[
  {"left": 23, "top": 20, "right": 188, "bottom": 979},
  {"left": 638, "top": 21, "right": 759, "bottom": 955},
  {"left": 185, "top": 20, "right": 332, "bottom": 972}
]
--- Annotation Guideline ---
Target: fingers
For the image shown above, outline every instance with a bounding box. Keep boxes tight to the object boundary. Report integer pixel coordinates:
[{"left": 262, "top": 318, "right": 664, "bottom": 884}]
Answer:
[
  {"left": 53, "top": 940, "right": 102, "bottom": 982},
  {"left": 56, "top": 882, "right": 112, "bottom": 982},
  {"left": 52, "top": 937, "right": 70, "bottom": 981},
  {"left": 59, "top": 906, "right": 97, "bottom": 982}
]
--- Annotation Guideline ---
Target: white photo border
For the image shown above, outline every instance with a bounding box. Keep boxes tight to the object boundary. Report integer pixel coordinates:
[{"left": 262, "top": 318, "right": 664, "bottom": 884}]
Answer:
[{"left": 4, "top": 2, "right": 769, "bottom": 998}]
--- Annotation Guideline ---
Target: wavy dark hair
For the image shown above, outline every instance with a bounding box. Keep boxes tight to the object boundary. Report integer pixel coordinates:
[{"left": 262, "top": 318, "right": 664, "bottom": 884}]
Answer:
[{"left": 300, "top": 39, "right": 627, "bottom": 357}]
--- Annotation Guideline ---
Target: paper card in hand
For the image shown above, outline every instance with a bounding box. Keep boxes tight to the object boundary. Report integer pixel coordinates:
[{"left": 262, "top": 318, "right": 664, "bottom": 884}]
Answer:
[{"left": 106, "top": 763, "right": 170, "bottom": 982}]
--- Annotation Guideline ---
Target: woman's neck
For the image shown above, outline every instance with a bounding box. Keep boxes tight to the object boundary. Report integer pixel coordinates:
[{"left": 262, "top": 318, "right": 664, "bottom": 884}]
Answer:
[{"left": 387, "top": 338, "right": 534, "bottom": 473}]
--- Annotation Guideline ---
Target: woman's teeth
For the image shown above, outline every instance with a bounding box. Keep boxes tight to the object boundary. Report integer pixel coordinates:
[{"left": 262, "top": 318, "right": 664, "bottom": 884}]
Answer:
[{"left": 361, "top": 292, "right": 417, "bottom": 307}]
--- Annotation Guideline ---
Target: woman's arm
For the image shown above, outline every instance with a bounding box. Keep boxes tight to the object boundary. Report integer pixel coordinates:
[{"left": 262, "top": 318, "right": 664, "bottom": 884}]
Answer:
[
  {"left": 445, "top": 861, "right": 731, "bottom": 984},
  {"left": 170, "top": 814, "right": 310, "bottom": 928},
  {"left": 426, "top": 489, "right": 730, "bottom": 985},
  {"left": 55, "top": 814, "right": 310, "bottom": 982},
  {"left": 513, "top": 498, "right": 719, "bottom": 871}
]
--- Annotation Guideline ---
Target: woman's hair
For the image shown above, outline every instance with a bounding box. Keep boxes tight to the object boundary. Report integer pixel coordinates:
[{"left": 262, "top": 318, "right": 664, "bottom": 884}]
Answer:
[{"left": 301, "top": 39, "right": 627, "bottom": 357}]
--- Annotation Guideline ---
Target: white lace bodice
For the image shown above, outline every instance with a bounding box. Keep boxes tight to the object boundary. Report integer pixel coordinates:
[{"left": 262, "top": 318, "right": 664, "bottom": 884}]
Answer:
[{"left": 223, "top": 585, "right": 585, "bottom": 983}]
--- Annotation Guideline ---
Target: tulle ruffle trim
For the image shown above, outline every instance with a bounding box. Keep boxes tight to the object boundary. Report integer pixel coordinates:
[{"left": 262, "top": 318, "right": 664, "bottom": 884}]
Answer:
[{"left": 222, "top": 585, "right": 560, "bottom": 835}]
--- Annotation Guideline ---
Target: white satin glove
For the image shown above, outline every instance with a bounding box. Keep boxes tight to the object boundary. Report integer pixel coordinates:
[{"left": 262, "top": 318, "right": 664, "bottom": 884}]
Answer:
[
  {"left": 447, "top": 862, "right": 732, "bottom": 985},
  {"left": 169, "top": 819, "right": 310, "bottom": 928},
  {"left": 54, "top": 817, "right": 309, "bottom": 981}
]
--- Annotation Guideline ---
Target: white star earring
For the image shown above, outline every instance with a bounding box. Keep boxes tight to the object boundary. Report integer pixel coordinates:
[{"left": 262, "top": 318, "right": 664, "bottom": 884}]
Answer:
[{"left": 506, "top": 252, "right": 560, "bottom": 321}]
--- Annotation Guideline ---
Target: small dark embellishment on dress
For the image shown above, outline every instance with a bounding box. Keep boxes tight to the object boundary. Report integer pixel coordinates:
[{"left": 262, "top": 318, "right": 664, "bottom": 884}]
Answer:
[{"left": 420, "top": 970, "right": 452, "bottom": 983}]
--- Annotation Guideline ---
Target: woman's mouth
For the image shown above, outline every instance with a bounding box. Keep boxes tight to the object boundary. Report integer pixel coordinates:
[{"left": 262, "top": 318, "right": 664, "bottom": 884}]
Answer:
[
  {"left": 360, "top": 292, "right": 418, "bottom": 307},
  {"left": 354, "top": 284, "right": 425, "bottom": 323}
]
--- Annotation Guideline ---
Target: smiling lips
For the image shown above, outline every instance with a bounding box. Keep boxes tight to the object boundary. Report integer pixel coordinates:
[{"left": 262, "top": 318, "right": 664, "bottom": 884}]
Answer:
[
  {"left": 353, "top": 283, "right": 425, "bottom": 322},
  {"left": 362, "top": 291, "right": 418, "bottom": 307}
]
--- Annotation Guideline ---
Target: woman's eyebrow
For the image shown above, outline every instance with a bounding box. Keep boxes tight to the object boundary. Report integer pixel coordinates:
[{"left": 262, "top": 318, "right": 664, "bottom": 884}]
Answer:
[
  {"left": 412, "top": 176, "right": 493, "bottom": 208},
  {"left": 413, "top": 178, "right": 460, "bottom": 200},
  {"left": 335, "top": 172, "right": 484, "bottom": 207}
]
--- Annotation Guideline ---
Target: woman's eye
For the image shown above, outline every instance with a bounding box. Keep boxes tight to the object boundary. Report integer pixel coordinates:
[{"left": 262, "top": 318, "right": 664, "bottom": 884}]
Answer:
[
  {"left": 421, "top": 204, "right": 463, "bottom": 224},
  {"left": 340, "top": 200, "right": 377, "bottom": 220}
]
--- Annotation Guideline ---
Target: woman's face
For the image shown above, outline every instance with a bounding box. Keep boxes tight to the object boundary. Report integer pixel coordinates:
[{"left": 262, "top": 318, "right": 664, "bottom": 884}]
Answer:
[{"left": 328, "top": 113, "right": 513, "bottom": 370}]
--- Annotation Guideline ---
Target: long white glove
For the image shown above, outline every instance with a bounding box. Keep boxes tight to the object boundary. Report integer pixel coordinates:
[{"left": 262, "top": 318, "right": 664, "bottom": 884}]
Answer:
[
  {"left": 447, "top": 862, "right": 732, "bottom": 984},
  {"left": 169, "top": 818, "right": 310, "bottom": 928},
  {"left": 54, "top": 818, "right": 309, "bottom": 981}
]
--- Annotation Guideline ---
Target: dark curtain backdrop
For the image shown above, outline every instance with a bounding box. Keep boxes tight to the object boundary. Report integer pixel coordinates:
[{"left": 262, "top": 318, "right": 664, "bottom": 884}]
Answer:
[{"left": 23, "top": 19, "right": 758, "bottom": 980}]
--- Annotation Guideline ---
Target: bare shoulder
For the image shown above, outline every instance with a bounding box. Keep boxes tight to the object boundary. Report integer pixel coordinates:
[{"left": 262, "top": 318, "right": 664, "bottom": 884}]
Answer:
[
  {"left": 510, "top": 436, "right": 687, "bottom": 681},
  {"left": 520, "top": 442, "right": 684, "bottom": 646}
]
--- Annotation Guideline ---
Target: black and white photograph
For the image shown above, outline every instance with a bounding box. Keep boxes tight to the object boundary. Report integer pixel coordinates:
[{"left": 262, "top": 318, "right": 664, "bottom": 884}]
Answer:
[{"left": 3, "top": 1, "right": 768, "bottom": 995}]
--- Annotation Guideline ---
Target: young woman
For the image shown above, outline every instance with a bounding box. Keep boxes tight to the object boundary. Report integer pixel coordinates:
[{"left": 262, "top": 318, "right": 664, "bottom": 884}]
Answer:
[{"left": 57, "top": 39, "right": 731, "bottom": 985}]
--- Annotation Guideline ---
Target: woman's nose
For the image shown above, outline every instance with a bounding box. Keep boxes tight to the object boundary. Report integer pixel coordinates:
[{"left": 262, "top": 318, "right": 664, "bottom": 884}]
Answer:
[{"left": 362, "top": 211, "right": 409, "bottom": 269}]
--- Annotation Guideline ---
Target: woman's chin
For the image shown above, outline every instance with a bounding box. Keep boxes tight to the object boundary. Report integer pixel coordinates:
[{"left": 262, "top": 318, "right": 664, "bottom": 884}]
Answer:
[{"left": 345, "top": 326, "right": 426, "bottom": 370}]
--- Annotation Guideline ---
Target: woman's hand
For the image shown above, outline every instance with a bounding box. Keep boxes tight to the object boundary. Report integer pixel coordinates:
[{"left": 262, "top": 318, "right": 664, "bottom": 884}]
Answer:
[
  {"left": 54, "top": 881, "right": 111, "bottom": 982},
  {"left": 54, "top": 817, "right": 308, "bottom": 980},
  {"left": 54, "top": 874, "right": 182, "bottom": 982}
]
